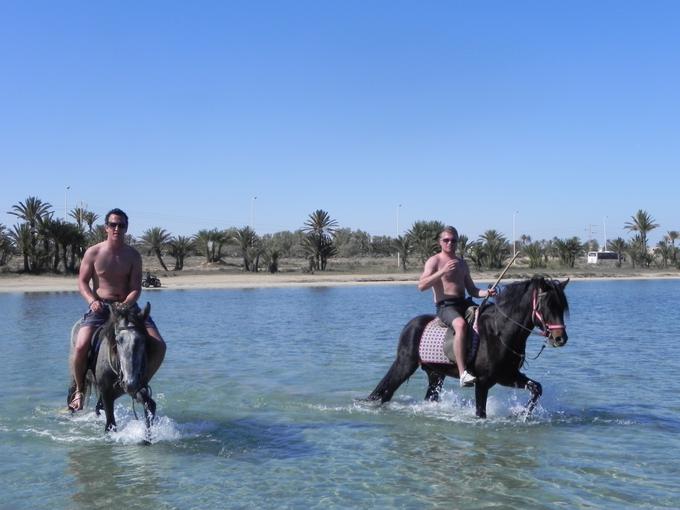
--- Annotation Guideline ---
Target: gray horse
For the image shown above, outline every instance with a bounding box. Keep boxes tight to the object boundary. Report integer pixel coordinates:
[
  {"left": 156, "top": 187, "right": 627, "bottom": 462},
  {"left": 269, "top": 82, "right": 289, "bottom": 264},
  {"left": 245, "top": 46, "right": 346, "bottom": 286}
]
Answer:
[{"left": 67, "top": 302, "right": 157, "bottom": 439}]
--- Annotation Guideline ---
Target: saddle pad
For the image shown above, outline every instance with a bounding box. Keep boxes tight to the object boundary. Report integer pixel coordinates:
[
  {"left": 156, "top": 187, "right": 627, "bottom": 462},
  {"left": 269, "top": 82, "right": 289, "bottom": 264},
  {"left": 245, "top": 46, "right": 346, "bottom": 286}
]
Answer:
[{"left": 419, "top": 319, "right": 454, "bottom": 365}]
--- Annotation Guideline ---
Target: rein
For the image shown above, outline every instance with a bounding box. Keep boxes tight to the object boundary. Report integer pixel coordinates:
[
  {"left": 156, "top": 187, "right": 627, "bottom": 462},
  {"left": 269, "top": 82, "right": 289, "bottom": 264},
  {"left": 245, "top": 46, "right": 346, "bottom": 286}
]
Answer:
[{"left": 491, "top": 287, "right": 564, "bottom": 363}]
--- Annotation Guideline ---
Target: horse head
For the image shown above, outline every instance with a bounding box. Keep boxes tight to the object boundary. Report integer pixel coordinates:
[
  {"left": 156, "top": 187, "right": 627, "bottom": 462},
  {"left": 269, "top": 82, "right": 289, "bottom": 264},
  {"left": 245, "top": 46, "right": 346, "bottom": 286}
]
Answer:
[
  {"left": 532, "top": 278, "right": 569, "bottom": 347},
  {"left": 108, "top": 302, "right": 150, "bottom": 395}
]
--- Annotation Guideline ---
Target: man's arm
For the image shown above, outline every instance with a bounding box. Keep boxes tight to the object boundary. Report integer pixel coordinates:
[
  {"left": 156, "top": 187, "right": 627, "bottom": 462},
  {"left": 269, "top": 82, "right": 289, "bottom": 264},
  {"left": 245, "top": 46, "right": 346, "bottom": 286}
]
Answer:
[
  {"left": 122, "top": 248, "right": 142, "bottom": 306},
  {"left": 464, "top": 265, "right": 495, "bottom": 298},
  {"left": 78, "top": 247, "right": 99, "bottom": 306},
  {"left": 418, "top": 256, "right": 450, "bottom": 292}
]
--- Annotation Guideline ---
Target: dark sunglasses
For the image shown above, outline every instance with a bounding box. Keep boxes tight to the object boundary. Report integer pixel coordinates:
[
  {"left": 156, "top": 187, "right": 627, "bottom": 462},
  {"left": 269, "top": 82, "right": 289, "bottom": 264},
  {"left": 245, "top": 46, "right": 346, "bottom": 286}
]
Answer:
[
  {"left": 107, "top": 222, "right": 127, "bottom": 230},
  {"left": 440, "top": 238, "right": 457, "bottom": 244}
]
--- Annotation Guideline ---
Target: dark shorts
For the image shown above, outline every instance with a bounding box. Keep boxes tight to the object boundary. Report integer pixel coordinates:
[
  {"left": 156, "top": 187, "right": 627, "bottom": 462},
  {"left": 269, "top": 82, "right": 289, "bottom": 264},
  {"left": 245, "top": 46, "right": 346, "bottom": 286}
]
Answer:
[
  {"left": 436, "top": 298, "right": 473, "bottom": 327},
  {"left": 81, "top": 302, "right": 157, "bottom": 330}
]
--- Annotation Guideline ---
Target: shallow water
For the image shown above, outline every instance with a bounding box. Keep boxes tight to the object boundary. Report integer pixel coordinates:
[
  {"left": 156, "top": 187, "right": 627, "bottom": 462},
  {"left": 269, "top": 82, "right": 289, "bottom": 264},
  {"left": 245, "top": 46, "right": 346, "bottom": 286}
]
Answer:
[{"left": 1, "top": 280, "right": 679, "bottom": 508}]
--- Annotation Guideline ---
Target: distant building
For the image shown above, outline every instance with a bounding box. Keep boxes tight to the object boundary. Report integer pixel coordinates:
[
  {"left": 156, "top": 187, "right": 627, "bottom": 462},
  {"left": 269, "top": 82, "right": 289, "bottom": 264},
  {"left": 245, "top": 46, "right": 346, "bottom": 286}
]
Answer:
[{"left": 587, "top": 251, "right": 618, "bottom": 264}]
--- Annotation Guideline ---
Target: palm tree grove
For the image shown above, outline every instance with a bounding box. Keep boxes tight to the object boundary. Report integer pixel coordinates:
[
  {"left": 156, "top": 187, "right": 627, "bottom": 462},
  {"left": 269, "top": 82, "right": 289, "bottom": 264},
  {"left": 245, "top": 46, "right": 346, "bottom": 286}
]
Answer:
[{"left": 1, "top": 197, "right": 676, "bottom": 276}]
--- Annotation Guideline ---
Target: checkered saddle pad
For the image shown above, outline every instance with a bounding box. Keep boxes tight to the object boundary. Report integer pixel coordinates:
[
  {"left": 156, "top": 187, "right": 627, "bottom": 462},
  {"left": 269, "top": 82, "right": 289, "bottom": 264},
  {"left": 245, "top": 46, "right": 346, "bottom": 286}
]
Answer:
[
  {"left": 418, "top": 308, "right": 479, "bottom": 365},
  {"left": 419, "top": 319, "right": 456, "bottom": 365}
]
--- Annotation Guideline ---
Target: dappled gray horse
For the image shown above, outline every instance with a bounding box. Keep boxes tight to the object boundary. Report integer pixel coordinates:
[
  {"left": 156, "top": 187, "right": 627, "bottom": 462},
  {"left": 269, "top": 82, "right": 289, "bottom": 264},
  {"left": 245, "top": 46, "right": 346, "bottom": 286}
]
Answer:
[{"left": 67, "top": 303, "right": 156, "bottom": 438}]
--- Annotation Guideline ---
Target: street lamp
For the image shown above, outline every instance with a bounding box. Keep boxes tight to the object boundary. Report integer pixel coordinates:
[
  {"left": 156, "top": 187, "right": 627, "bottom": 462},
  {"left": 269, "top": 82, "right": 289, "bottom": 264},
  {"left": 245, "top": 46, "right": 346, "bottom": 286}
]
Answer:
[
  {"left": 65, "top": 186, "right": 71, "bottom": 220},
  {"left": 396, "top": 204, "right": 402, "bottom": 268},
  {"left": 512, "top": 210, "right": 519, "bottom": 257},
  {"left": 250, "top": 196, "right": 257, "bottom": 229}
]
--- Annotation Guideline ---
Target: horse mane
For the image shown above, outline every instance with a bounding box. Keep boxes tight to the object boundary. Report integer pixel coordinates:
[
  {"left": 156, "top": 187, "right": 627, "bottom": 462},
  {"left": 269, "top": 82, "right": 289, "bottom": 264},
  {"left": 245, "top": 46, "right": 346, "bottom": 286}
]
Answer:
[{"left": 494, "top": 276, "right": 569, "bottom": 316}]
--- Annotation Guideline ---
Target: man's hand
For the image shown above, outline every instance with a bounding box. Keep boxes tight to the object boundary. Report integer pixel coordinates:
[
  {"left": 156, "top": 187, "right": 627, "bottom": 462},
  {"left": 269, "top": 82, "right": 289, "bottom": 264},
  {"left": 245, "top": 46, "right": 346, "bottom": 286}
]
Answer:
[{"left": 443, "top": 259, "right": 458, "bottom": 273}]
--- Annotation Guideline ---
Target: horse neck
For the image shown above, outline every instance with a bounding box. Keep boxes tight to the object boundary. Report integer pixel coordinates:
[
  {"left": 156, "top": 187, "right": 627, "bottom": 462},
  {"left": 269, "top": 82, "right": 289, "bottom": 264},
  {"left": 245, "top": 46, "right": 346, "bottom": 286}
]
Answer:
[{"left": 490, "top": 290, "right": 536, "bottom": 352}]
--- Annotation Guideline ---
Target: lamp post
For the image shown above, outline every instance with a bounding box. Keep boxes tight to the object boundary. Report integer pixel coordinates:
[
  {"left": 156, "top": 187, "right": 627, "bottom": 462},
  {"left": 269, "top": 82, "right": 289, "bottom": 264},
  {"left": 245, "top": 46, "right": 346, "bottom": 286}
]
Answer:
[
  {"left": 250, "top": 196, "right": 257, "bottom": 230},
  {"left": 396, "top": 204, "right": 402, "bottom": 268},
  {"left": 65, "top": 186, "right": 70, "bottom": 220},
  {"left": 512, "top": 210, "right": 519, "bottom": 257}
]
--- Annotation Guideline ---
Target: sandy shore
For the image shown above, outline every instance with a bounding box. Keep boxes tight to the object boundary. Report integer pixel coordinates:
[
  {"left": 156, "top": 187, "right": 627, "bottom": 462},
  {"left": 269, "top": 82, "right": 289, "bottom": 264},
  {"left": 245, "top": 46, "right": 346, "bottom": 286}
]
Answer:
[
  {"left": 0, "top": 272, "right": 422, "bottom": 293},
  {"left": 1, "top": 269, "right": 679, "bottom": 294}
]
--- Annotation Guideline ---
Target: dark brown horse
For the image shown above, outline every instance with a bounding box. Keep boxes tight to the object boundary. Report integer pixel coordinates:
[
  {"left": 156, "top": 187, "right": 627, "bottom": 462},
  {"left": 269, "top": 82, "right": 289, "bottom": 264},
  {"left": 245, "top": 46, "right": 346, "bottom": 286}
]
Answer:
[{"left": 367, "top": 277, "right": 569, "bottom": 418}]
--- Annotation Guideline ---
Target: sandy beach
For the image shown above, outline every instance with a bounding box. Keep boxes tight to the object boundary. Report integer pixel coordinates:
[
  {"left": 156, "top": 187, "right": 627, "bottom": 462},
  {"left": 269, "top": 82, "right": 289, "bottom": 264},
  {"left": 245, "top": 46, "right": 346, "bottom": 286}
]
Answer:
[
  {"left": 1, "top": 268, "right": 679, "bottom": 294},
  {"left": 0, "top": 271, "right": 422, "bottom": 293}
]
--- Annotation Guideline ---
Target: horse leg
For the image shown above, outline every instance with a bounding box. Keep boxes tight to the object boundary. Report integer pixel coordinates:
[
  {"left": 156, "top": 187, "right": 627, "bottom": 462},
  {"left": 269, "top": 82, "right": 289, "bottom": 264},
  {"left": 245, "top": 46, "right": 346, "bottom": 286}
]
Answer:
[
  {"left": 474, "top": 382, "right": 490, "bottom": 418},
  {"left": 133, "top": 387, "right": 156, "bottom": 444},
  {"left": 424, "top": 369, "right": 445, "bottom": 402},
  {"left": 511, "top": 373, "right": 543, "bottom": 419},
  {"left": 367, "top": 356, "right": 419, "bottom": 403},
  {"left": 524, "top": 378, "right": 543, "bottom": 418},
  {"left": 66, "top": 380, "right": 77, "bottom": 408},
  {"left": 102, "top": 394, "right": 116, "bottom": 432}
]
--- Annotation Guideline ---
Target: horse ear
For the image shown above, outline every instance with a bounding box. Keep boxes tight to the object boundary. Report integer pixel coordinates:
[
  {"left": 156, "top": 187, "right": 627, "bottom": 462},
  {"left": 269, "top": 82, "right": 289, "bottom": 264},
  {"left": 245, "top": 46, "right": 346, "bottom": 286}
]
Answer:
[
  {"left": 141, "top": 302, "right": 151, "bottom": 320},
  {"left": 559, "top": 278, "right": 570, "bottom": 289}
]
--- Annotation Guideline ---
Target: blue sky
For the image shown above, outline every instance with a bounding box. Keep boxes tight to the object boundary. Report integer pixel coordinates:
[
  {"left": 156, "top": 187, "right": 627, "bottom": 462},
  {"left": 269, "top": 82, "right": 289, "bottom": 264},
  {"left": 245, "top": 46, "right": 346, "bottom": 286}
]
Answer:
[{"left": 2, "top": 1, "right": 679, "bottom": 247}]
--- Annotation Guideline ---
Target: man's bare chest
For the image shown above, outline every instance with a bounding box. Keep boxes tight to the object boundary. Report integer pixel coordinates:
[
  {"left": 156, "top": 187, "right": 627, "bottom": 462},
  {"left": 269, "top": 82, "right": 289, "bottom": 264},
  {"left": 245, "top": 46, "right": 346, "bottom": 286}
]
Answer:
[{"left": 95, "top": 252, "right": 132, "bottom": 279}]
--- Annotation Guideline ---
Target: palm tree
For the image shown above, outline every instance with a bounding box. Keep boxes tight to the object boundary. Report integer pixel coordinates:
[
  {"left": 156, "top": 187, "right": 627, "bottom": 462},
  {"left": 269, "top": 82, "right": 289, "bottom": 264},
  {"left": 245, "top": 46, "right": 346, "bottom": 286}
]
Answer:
[
  {"left": 140, "top": 227, "right": 171, "bottom": 271},
  {"left": 302, "top": 210, "right": 339, "bottom": 271},
  {"left": 608, "top": 237, "right": 627, "bottom": 267},
  {"left": 83, "top": 211, "right": 99, "bottom": 232},
  {"left": 302, "top": 232, "right": 337, "bottom": 270},
  {"left": 8, "top": 196, "right": 52, "bottom": 228},
  {"left": 624, "top": 210, "right": 658, "bottom": 266},
  {"left": 233, "top": 226, "right": 258, "bottom": 271},
  {"left": 69, "top": 207, "right": 87, "bottom": 231},
  {"left": 10, "top": 223, "right": 33, "bottom": 272},
  {"left": 478, "top": 229, "right": 510, "bottom": 269},
  {"left": 303, "top": 209, "right": 338, "bottom": 238},
  {"left": 392, "top": 235, "right": 410, "bottom": 271},
  {"left": 655, "top": 240, "right": 673, "bottom": 268},
  {"left": 667, "top": 230, "right": 679, "bottom": 264},
  {"left": 0, "top": 224, "right": 15, "bottom": 266},
  {"left": 457, "top": 235, "right": 469, "bottom": 258},
  {"left": 167, "top": 235, "right": 195, "bottom": 271},
  {"left": 524, "top": 241, "right": 545, "bottom": 269},
  {"left": 466, "top": 242, "right": 484, "bottom": 271},
  {"left": 8, "top": 196, "right": 53, "bottom": 273},
  {"left": 626, "top": 235, "right": 646, "bottom": 268},
  {"left": 553, "top": 237, "right": 583, "bottom": 268},
  {"left": 193, "top": 229, "right": 227, "bottom": 263},
  {"left": 406, "top": 220, "right": 444, "bottom": 264}
]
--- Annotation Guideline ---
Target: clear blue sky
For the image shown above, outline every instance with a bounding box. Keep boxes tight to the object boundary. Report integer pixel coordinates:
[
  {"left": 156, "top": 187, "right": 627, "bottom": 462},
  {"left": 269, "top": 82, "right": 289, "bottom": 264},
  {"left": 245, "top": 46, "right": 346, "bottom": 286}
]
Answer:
[{"left": 2, "top": 1, "right": 679, "bottom": 246}]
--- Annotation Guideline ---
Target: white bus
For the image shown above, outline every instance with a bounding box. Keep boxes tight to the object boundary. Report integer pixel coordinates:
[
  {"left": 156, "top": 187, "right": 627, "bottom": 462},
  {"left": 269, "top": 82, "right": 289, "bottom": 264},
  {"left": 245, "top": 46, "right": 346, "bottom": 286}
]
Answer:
[{"left": 587, "top": 251, "right": 618, "bottom": 264}]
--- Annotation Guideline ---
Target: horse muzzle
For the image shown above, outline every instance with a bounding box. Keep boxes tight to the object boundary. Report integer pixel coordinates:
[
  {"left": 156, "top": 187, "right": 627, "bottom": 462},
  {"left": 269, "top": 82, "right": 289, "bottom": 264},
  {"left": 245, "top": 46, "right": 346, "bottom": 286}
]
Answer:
[
  {"left": 548, "top": 328, "right": 568, "bottom": 347},
  {"left": 121, "top": 377, "right": 143, "bottom": 395}
]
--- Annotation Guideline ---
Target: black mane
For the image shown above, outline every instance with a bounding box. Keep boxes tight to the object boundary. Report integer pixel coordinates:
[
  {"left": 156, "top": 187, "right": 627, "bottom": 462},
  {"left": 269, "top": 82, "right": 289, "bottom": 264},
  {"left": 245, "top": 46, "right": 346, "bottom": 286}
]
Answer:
[{"left": 494, "top": 276, "right": 569, "bottom": 316}]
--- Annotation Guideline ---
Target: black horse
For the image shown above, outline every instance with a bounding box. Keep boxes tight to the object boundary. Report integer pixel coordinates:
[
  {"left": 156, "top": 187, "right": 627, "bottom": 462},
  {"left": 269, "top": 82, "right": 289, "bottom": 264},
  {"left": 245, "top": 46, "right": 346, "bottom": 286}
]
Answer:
[
  {"left": 367, "top": 277, "right": 569, "bottom": 418},
  {"left": 67, "top": 303, "right": 157, "bottom": 438}
]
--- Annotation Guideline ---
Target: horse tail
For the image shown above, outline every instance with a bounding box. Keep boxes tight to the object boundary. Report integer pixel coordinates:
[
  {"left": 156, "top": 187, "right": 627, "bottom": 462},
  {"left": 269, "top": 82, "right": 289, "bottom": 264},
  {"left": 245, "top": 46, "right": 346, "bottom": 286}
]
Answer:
[{"left": 366, "top": 315, "right": 432, "bottom": 403}]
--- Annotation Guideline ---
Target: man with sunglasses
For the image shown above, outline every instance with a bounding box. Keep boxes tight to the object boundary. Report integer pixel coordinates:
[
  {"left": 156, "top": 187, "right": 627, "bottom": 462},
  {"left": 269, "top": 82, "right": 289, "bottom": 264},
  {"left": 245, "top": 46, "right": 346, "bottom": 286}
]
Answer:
[
  {"left": 68, "top": 208, "right": 166, "bottom": 411},
  {"left": 418, "top": 226, "right": 495, "bottom": 387}
]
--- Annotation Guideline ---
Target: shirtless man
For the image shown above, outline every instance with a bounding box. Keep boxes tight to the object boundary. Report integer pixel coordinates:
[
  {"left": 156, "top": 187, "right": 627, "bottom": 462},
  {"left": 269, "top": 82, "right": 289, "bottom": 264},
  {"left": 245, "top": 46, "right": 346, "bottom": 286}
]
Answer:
[
  {"left": 418, "top": 226, "right": 496, "bottom": 387},
  {"left": 68, "top": 208, "right": 166, "bottom": 411}
]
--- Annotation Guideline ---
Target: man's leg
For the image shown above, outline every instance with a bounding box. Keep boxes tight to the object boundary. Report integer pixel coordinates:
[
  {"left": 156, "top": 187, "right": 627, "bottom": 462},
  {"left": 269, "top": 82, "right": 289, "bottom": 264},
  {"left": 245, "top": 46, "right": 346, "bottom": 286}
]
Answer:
[
  {"left": 70, "top": 325, "right": 94, "bottom": 410},
  {"left": 145, "top": 326, "right": 166, "bottom": 383},
  {"left": 453, "top": 316, "right": 475, "bottom": 387},
  {"left": 452, "top": 317, "right": 467, "bottom": 377}
]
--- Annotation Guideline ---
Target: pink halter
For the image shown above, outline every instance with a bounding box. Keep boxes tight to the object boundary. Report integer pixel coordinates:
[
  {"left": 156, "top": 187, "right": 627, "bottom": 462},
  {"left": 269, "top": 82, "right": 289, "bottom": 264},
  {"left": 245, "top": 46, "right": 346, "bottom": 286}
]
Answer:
[{"left": 532, "top": 289, "right": 565, "bottom": 337}]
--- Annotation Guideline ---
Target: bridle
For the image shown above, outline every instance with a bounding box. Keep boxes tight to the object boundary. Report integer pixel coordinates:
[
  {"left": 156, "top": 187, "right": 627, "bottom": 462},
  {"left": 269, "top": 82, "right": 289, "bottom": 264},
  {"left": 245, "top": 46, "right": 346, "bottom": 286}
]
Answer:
[
  {"left": 490, "top": 283, "right": 567, "bottom": 363},
  {"left": 531, "top": 288, "right": 566, "bottom": 338},
  {"left": 109, "top": 323, "right": 146, "bottom": 385}
]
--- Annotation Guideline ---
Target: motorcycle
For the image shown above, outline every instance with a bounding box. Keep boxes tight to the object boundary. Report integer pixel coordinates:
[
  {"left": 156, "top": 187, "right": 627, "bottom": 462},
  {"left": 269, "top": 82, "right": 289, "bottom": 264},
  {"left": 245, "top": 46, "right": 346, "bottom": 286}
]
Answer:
[{"left": 141, "top": 274, "right": 161, "bottom": 288}]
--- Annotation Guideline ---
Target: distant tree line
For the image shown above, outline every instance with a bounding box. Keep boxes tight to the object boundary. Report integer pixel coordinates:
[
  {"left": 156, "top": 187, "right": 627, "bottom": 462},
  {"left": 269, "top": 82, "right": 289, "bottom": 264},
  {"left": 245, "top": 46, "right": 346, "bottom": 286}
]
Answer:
[{"left": 1, "top": 197, "right": 675, "bottom": 274}]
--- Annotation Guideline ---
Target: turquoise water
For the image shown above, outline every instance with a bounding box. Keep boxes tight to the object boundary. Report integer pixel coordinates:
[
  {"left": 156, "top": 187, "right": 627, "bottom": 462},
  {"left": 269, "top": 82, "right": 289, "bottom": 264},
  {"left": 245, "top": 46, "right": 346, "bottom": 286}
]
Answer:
[{"left": 1, "top": 280, "right": 679, "bottom": 509}]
